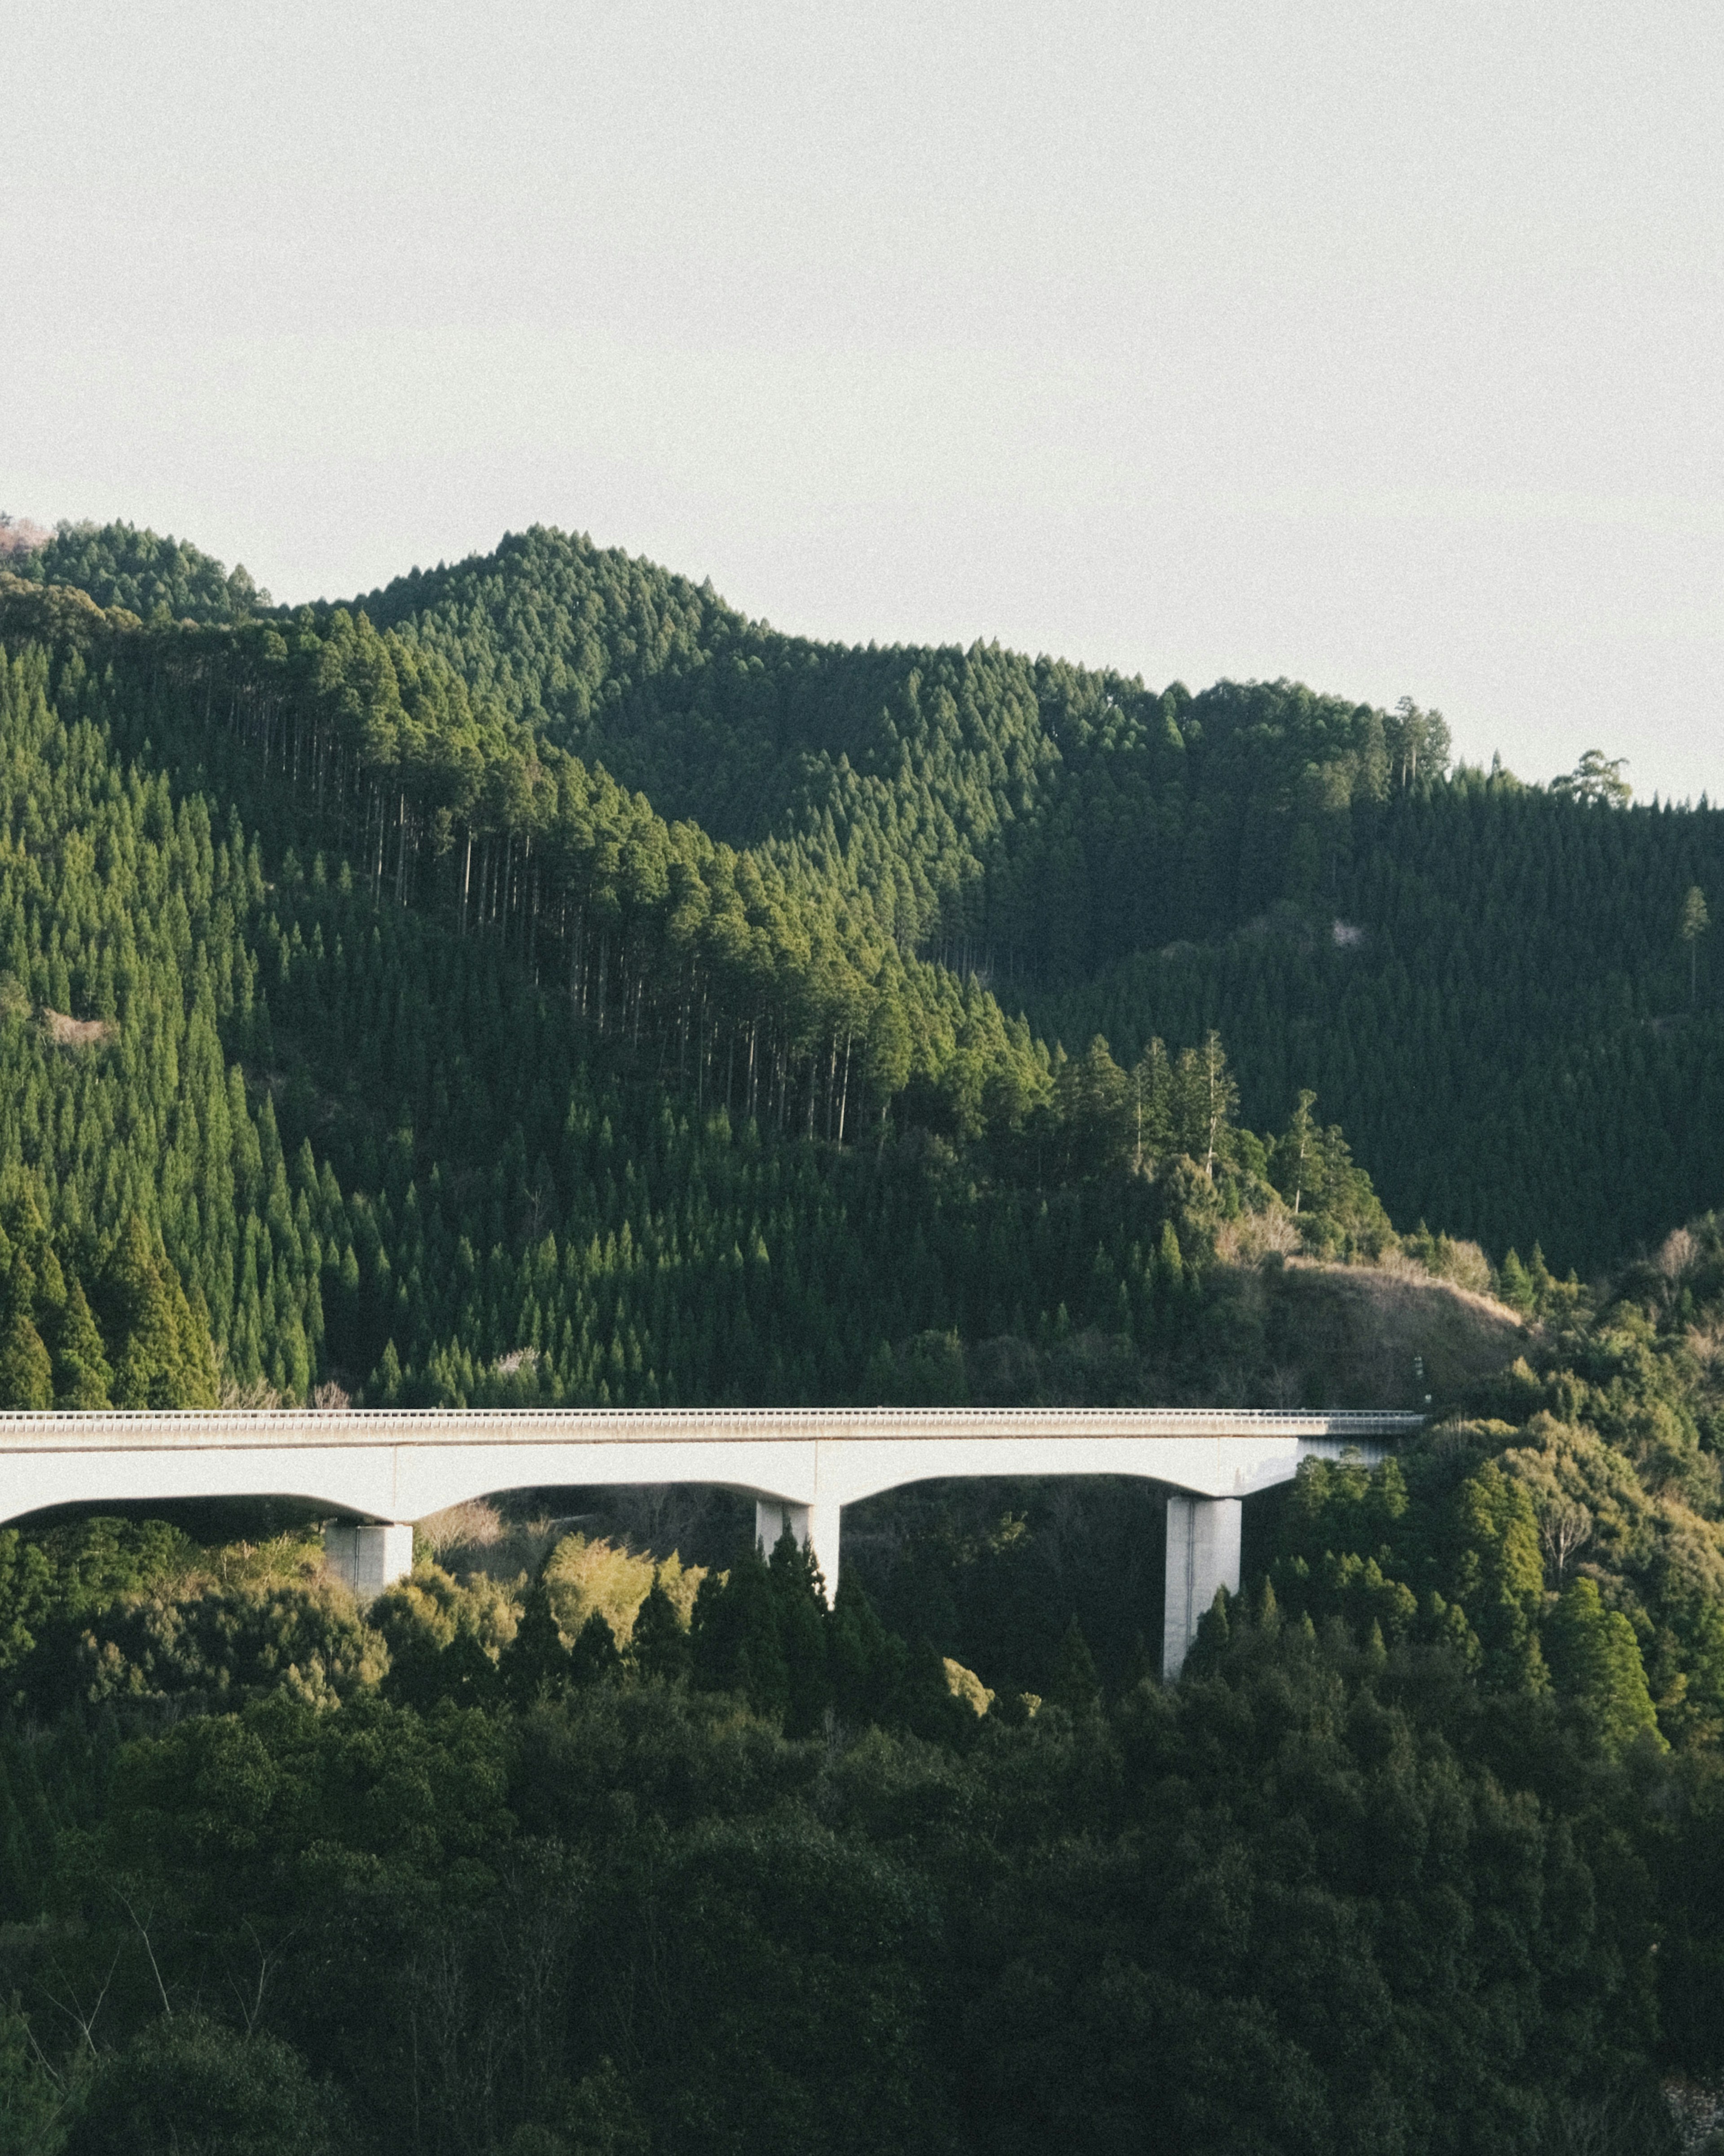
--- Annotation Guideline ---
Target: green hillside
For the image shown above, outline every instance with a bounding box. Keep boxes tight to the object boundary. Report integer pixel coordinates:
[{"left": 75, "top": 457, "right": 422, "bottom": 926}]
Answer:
[
  {"left": 12, "top": 518, "right": 1722, "bottom": 1273},
  {"left": 3, "top": 522, "right": 1724, "bottom": 2149},
  {"left": 9, "top": 519, "right": 269, "bottom": 624},
  {"left": 0, "top": 584, "right": 1398, "bottom": 1418},
  {"left": 352, "top": 527, "right": 1724, "bottom": 1274}
]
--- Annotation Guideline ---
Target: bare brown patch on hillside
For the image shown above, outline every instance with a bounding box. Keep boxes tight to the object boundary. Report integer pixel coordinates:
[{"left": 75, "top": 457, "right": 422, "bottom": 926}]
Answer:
[
  {"left": 42, "top": 1007, "right": 117, "bottom": 1049},
  {"left": 1252, "top": 1259, "right": 1530, "bottom": 1407},
  {"left": 966, "top": 1257, "right": 1530, "bottom": 1413}
]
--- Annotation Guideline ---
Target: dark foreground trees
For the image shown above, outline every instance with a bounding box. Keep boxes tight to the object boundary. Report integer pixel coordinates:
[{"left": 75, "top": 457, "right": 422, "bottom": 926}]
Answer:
[{"left": 0, "top": 1608, "right": 1695, "bottom": 2156}]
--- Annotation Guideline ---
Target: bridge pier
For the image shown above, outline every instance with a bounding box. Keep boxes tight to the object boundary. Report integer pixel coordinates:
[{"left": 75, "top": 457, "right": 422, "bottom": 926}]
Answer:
[
  {"left": 325, "top": 1521, "right": 414, "bottom": 1596},
  {"left": 0, "top": 1411, "right": 1416, "bottom": 1653},
  {"left": 1162, "top": 1494, "right": 1241, "bottom": 1680},
  {"left": 754, "top": 1495, "right": 842, "bottom": 1596}
]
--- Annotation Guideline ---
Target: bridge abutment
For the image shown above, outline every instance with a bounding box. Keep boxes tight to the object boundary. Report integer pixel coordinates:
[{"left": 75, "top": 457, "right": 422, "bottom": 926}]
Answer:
[
  {"left": 1162, "top": 1494, "right": 1242, "bottom": 1680},
  {"left": 325, "top": 1521, "right": 414, "bottom": 1596}
]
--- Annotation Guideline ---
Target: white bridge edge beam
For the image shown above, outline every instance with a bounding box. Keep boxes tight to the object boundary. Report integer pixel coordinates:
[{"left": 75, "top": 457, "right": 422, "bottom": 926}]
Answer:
[{"left": 0, "top": 1411, "right": 1416, "bottom": 1646}]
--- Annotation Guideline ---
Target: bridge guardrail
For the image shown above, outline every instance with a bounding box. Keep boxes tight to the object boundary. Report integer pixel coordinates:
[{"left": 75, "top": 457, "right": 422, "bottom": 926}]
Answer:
[{"left": 0, "top": 1406, "right": 1429, "bottom": 1449}]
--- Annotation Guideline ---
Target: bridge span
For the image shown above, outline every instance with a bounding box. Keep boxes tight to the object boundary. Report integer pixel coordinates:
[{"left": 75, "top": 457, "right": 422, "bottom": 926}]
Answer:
[{"left": 0, "top": 1406, "right": 1422, "bottom": 1676}]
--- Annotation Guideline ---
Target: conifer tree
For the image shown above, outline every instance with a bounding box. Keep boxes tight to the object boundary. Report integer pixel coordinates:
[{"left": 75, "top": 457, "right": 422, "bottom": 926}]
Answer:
[
  {"left": 692, "top": 1539, "right": 789, "bottom": 1718},
  {"left": 501, "top": 1576, "right": 569, "bottom": 1706},
  {"left": 1451, "top": 1464, "right": 1548, "bottom": 1692},
  {"left": 105, "top": 1217, "right": 186, "bottom": 1409},
  {"left": 0, "top": 1308, "right": 52, "bottom": 1410},
  {"left": 1047, "top": 1614, "right": 1101, "bottom": 1713},
  {"left": 1183, "top": 1586, "right": 1230, "bottom": 1677},
  {"left": 52, "top": 1277, "right": 112, "bottom": 1407},
  {"left": 568, "top": 1608, "right": 624, "bottom": 1688},
  {"left": 1545, "top": 1576, "right": 1662, "bottom": 1758},
  {"left": 828, "top": 1575, "right": 903, "bottom": 1724},
  {"left": 630, "top": 1581, "right": 689, "bottom": 1684},
  {"left": 1499, "top": 1250, "right": 1534, "bottom": 1316},
  {"left": 767, "top": 1522, "right": 829, "bottom": 1736},
  {"left": 1275, "top": 1089, "right": 1321, "bottom": 1217}
]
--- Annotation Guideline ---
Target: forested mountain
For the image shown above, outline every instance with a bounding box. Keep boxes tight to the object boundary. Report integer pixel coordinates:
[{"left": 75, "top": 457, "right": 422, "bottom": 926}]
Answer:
[
  {"left": 3, "top": 518, "right": 1724, "bottom": 2149},
  {"left": 9, "top": 517, "right": 1721, "bottom": 1272},
  {"left": 351, "top": 528, "right": 1456, "bottom": 976},
  {"left": 9, "top": 520, "right": 269, "bottom": 625},
  {"left": 350, "top": 526, "right": 1724, "bottom": 1274},
  {"left": 0, "top": 591, "right": 1395, "bottom": 1418}
]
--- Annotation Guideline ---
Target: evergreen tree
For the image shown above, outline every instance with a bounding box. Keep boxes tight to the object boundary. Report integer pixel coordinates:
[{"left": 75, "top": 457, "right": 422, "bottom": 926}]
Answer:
[
  {"left": 568, "top": 1609, "right": 624, "bottom": 1688},
  {"left": 692, "top": 1541, "right": 788, "bottom": 1719},
  {"left": 1275, "top": 1089, "right": 1321, "bottom": 1217},
  {"left": 1499, "top": 1249, "right": 1534, "bottom": 1315},
  {"left": 1182, "top": 1587, "right": 1231, "bottom": 1679},
  {"left": 0, "top": 1308, "right": 52, "bottom": 1410},
  {"left": 1450, "top": 1464, "right": 1547, "bottom": 1692},
  {"left": 1047, "top": 1614, "right": 1101, "bottom": 1714},
  {"left": 105, "top": 1217, "right": 190, "bottom": 1409},
  {"left": 767, "top": 1523, "right": 830, "bottom": 1737},
  {"left": 435, "top": 1629, "right": 506, "bottom": 1710},
  {"left": 1545, "top": 1576, "right": 1662, "bottom": 1758},
  {"left": 52, "top": 1277, "right": 112, "bottom": 1407},
  {"left": 501, "top": 1577, "right": 569, "bottom": 1706},
  {"left": 829, "top": 1575, "right": 904, "bottom": 1724},
  {"left": 629, "top": 1581, "right": 689, "bottom": 1684}
]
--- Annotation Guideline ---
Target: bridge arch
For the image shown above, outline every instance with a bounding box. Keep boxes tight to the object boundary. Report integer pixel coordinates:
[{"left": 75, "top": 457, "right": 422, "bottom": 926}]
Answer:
[{"left": 0, "top": 1407, "right": 1420, "bottom": 1677}]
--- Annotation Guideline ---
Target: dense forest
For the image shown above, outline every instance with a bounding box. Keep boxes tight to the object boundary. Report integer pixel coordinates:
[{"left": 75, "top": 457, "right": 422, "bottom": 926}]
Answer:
[
  {"left": 10, "top": 520, "right": 1723, "bottom": 1274},
  {"left": 347, "top": 525, "right": 1724, "bottom": 1273},
  {"left": 3, "top": 1223, "right": 1724, "bottom": 2152},
  {"left": 0, "top": 517, "right": 1721, "bottom": 2151}
]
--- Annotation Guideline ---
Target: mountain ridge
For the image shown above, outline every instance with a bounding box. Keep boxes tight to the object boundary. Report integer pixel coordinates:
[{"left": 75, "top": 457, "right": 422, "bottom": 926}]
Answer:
[{"left": 6, "top": 517, "right": 1723, "bottom": 1276}]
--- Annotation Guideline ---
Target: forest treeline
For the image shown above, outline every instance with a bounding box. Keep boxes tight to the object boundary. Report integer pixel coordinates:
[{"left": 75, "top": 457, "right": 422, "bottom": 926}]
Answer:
[
  {"left": 9, "top": 517, "right": 1722, "bottom": 1270},
  {"left": 9, "top": 520, "right": 268, "bottom": 625},
  {"left": 2, "top": 1205, "right": 1724, "bottom": 2152},
  {"left": 0, "top": 518, "right": 1723, "bottom": 2150},
  {"left": 0, "top": 617, "right": 1408, "bottom": 1415}
]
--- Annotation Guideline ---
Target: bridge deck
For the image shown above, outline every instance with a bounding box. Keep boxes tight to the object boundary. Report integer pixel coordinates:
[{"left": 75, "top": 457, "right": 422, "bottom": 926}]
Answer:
[
  {"left": 0, "top": 1407, "right": 1425, "bottom": 1675},
  {"left": 0, "top": 1406, "right": 1422, "bottom": 1449}
]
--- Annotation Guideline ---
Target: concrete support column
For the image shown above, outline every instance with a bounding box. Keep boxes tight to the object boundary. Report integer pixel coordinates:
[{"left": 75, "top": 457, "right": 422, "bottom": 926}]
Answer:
[
  {"left": 325, "top": 1521, "right": 415, "bottom": 1596},
  {"left": 753, "top": 1495, "right": 842, "bottom": 1598},
  {"left": 1162, "top": 1495, "right": 1241, "bottom": 1680}
]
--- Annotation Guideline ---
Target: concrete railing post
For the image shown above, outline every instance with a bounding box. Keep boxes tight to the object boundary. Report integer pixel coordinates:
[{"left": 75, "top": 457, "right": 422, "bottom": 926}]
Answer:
[
  {"left": 325, "top": 1521, "right": 414, "bottom": 1596},
  {"left": 753, "top": 1495, "right": 842, "bottom": 1598},
  {"left": 1162, "top": 1495, "right": 1241, "bottom": 1681}
]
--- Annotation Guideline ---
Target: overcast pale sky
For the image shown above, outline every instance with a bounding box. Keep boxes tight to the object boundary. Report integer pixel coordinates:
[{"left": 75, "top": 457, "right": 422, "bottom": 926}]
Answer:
[{"left": 4, "top": 1, "right": 1720, "bottom": 798}]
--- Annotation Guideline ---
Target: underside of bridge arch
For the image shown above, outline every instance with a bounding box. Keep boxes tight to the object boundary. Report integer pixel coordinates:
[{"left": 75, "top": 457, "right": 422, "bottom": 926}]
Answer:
[
  {"left": 793, "top": 1470, "right": 1241, "bottom": 1680},
  {"left": 1, "top": 1417, "right": 1399, "bottom": 1683}
]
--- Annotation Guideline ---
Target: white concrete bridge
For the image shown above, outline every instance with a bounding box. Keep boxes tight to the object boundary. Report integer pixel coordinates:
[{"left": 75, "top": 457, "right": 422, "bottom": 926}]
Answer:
[{"left": 0, "top": 1406, "right": 1423, "bottom": 1675}]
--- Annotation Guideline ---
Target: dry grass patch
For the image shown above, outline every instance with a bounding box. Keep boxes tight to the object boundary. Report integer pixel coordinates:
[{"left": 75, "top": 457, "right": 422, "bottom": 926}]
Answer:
[
  {"left": 417, "top": 1498, "right": 508, "bottom": 1558},
  {"left": 42, "top": 1007, "right": 117, "bottom": 1049},
  {"left": 1250, "top": 1259, "right": 1530, "bottom": 1406}
]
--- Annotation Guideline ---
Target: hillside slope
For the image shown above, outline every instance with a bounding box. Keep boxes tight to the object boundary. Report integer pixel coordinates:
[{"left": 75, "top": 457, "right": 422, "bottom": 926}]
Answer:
[
  {"left": 0, "top": 604, "right": 1407, "bottom": 1417},
  {"left": 9, "top": 518, "right": 1724, "bottom": 1272},
  {"left": 6, "top": 532, "right": 1724, "bottom": 2150},
  {"left": 350, "top": 527, "right": 1724, "bottom": 1272}
]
